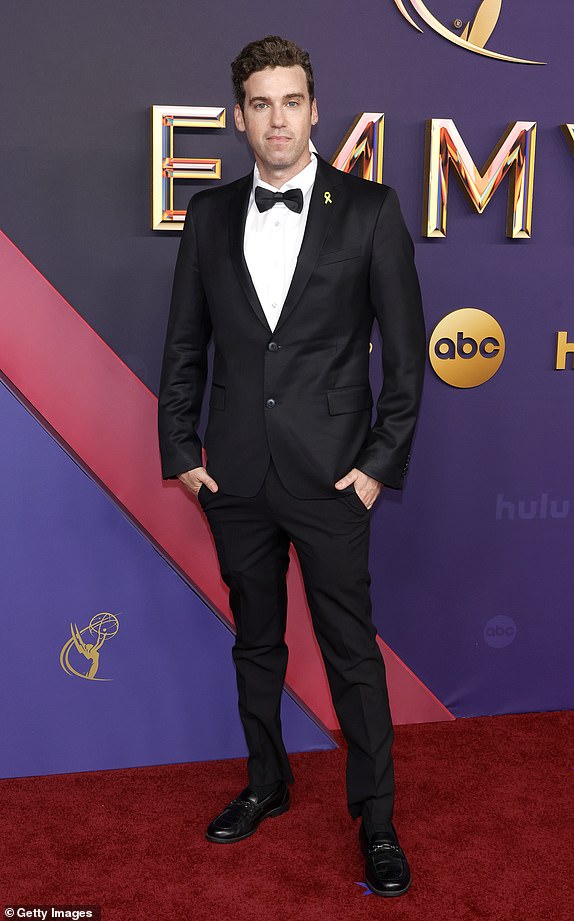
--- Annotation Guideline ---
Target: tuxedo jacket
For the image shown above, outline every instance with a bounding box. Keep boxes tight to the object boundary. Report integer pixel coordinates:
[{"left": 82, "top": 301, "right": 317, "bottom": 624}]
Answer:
[{"left": 158, "top": 157, "right": 426, "bottom": 498}]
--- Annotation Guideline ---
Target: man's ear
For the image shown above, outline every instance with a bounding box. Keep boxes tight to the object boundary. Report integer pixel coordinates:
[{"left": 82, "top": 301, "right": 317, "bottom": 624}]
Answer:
[
  {"left": 311, "top": 98, "right": 319, "bottom": 126},
  {"left": 234, "top": 104, "right": 246, "bottom": 133}
]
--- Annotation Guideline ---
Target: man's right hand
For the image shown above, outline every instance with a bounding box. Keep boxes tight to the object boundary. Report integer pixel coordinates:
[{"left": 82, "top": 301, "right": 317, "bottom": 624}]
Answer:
[{"left": 177, "top": 466, "right": 219, "bottom": 498}]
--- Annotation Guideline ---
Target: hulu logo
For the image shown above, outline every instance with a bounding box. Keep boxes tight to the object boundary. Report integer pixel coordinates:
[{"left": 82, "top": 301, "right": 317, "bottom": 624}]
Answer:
[{"left": 495, "top": 494, "right": 570, "bottom": 521}]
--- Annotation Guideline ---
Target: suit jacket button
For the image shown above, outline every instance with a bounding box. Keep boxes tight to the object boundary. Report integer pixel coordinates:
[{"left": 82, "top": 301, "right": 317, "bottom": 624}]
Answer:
[
  {"left": 265, "top": 398, "right": 276, "bottom": 408},
  {"left": 268, "top": 341, "right": 279, "bottom": 351}
]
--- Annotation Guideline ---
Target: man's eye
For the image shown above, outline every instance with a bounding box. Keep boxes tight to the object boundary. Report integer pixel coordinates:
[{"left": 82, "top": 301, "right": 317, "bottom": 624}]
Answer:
[
  {"left": 254, "top": 103, "right": 267, "bottom": 110},
  {"left": 286, "top": 101, "right": 298, "bottom": 107}
]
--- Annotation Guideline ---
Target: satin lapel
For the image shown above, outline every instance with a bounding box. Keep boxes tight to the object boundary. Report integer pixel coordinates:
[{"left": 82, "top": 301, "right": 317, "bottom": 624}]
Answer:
[
  {"left": 228, "top": 173, "right": 272, "bottom": 332},
  {"left": 274, "top": 158, "right": 343, "bottom": 334}
]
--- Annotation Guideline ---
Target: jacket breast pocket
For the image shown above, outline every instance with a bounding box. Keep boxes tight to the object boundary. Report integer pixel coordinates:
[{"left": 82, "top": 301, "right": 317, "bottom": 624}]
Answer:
[
  {"left": 210, "top": 383, "right": 226, "bottom": 411},
  {"left": 327, "top": 385, "right": 372, "bottom": 415},
  {"left": 317, "top": 245, "right": 361, "bottom": 267}
]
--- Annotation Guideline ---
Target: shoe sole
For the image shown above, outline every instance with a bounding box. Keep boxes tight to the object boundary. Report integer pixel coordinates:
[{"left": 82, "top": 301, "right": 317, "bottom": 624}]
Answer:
[{"left": 205, "top": 799, "right": 290, "bottom": 844}]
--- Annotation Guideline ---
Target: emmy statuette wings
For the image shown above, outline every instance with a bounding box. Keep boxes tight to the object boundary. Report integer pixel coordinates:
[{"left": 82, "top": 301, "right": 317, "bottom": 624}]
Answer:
[
  {"left": 393, "top": 0, "right": 546, "bottom": 65},
  {"left": 460, "top": 0, "right": 502, "bottom": 46}
]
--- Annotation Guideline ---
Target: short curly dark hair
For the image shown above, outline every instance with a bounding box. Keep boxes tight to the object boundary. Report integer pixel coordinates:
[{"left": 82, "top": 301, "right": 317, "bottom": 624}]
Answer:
[{"left": 231, "top": 36, "right": 315, "bottom": 109}]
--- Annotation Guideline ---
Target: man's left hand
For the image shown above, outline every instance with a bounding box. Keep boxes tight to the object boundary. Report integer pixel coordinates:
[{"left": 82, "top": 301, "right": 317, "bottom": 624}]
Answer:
[{"left": 334, "top": 468, "right": 383, "bottom": 509}]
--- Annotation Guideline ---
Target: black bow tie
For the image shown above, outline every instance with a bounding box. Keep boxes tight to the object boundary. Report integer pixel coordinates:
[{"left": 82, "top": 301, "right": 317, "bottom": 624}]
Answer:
[{"left": 254, "top": 186, "right": 304, "bottom": 214}]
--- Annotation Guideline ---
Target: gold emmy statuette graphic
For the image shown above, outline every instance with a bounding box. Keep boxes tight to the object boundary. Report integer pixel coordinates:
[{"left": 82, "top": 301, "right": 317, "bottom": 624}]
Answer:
[
  {"left": 60, "top": 612, "right": 120, "bottom": 681},
  {"left": 393, "top": 1, "right": 546, "bottom": 65},
  {"left": 429, "top": 308, "right": 505, "bottom": 388}
]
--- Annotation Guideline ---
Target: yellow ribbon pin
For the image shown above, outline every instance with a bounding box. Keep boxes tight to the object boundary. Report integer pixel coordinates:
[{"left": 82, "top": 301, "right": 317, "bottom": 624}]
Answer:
[{"left": 324, "top": 192, "right": 333, "bottom": 205}]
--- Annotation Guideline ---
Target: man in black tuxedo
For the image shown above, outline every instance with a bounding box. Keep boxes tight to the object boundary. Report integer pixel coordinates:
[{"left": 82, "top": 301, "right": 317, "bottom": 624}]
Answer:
[{"left": 158, "top": 36, "right": 425, "bottom": 897}]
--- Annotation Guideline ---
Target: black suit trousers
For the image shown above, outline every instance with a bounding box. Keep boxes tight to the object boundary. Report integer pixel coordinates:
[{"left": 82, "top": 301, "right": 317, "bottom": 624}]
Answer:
[{"left": 198, "top": 459, "right": 395, "bottom": 831}]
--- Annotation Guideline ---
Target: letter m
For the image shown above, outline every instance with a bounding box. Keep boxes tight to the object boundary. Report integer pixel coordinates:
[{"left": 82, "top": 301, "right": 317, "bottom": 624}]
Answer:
[
  {"left": 331, "top": 113, "right": 384, "bottom": 183},
  {"left": 423, "top": 119, "right": 537, "bottom": 239}
]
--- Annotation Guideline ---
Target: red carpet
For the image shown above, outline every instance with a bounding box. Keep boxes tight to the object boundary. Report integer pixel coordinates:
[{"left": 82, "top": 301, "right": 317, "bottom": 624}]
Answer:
[{"left": 1, "top": 711, "right": 572, "bottom": 920}]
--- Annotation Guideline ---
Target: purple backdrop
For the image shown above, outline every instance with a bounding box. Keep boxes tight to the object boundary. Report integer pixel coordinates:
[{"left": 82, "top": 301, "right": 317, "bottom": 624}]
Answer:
[
  {"left": 0, "top": 380, "right": 333, "bottom": 778},
  {"left": 0, "top": 0, "right": 572, "bottom": 776}
]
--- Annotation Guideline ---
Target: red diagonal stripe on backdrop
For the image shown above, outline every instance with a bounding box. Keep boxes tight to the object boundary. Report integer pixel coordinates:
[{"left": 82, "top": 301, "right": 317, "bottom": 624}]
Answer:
[{"left": 0, "top": 229, "right": 453, "bottom": 728}]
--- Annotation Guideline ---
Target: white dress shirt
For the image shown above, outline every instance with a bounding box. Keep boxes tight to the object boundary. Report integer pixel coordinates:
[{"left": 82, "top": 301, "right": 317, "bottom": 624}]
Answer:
[{"left": 243, "top": 154, "right": 318, "bottom": 332}]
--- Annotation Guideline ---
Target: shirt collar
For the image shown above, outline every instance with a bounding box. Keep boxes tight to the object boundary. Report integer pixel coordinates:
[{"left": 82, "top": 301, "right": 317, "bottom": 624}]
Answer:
[{"left": 252, "top": 153, "right": 317, "bottom": 197}]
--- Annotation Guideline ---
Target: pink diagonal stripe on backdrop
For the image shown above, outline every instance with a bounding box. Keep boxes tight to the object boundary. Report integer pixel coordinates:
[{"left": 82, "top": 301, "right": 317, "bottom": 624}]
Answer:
[{"left": 0, "top": 228, "right": 453, "bottom": 728}]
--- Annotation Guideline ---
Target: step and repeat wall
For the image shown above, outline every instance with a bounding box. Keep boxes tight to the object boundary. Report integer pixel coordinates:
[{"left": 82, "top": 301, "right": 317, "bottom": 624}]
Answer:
[{"left": 0, "top": 0, "right": 571, "bottom": 777}]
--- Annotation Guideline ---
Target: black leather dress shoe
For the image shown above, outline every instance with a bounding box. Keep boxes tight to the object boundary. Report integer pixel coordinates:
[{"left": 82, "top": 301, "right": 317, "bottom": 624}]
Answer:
[
  {"left": 359, "top": 823, "right": 412, "bottom": 897},
  {"left": 205, "top": 782, "right": 290, "bottom": 843}
]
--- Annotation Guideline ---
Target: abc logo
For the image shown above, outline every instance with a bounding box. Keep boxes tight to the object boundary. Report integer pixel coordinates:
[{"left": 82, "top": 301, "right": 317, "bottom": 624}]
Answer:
[
  {"left": 429, "top": 308, "right": 505, "bottom": 388},
  {"left": 483, "top": 615, "right": 517, "bottom": 649}
]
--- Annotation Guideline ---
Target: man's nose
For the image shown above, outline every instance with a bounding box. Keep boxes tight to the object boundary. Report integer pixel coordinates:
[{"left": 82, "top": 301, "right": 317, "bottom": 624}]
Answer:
[{"left": 270, "top": 103, "right": 286, "bottom": 126}]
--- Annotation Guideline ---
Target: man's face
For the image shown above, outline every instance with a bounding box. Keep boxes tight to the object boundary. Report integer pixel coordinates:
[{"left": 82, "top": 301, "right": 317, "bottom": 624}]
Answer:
[{"left": 234, "top": 65, "right": 318, "bottom": 185}]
